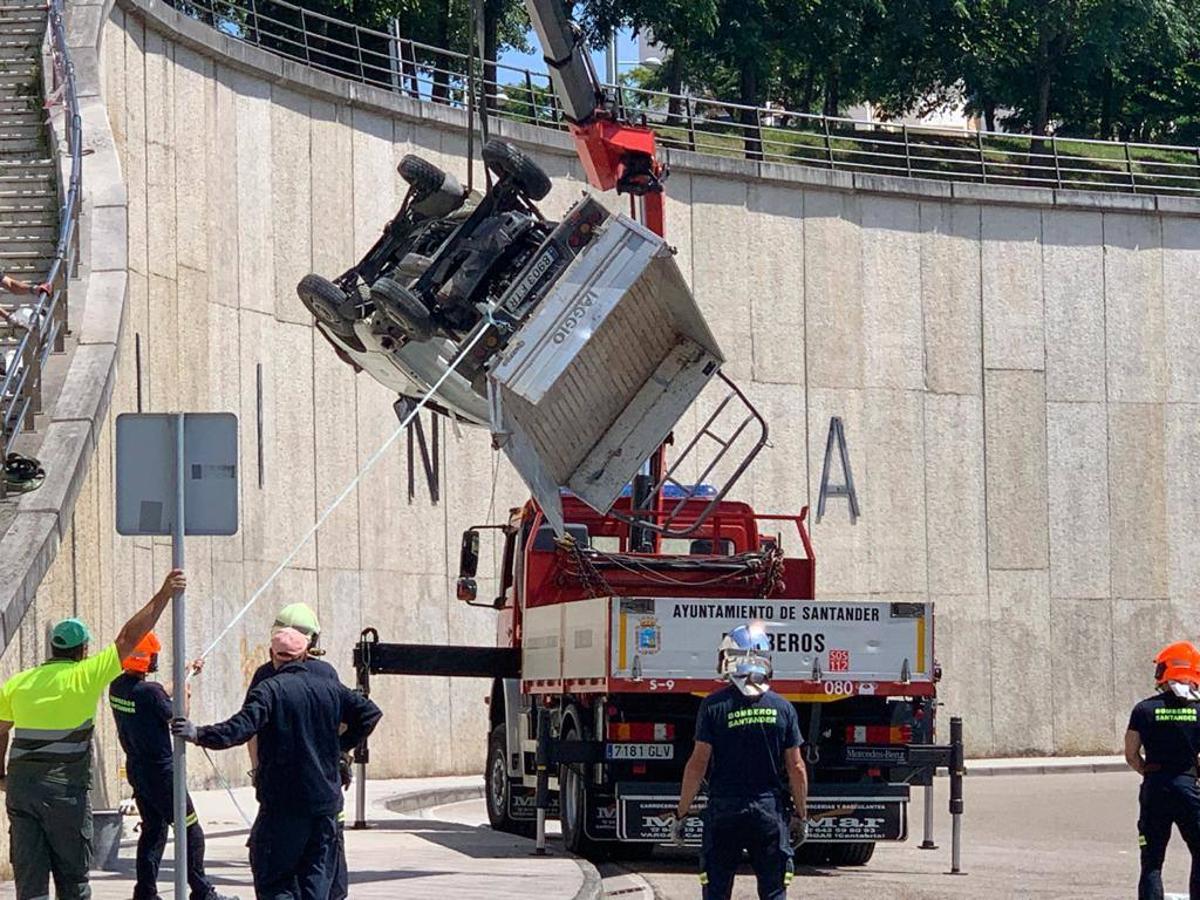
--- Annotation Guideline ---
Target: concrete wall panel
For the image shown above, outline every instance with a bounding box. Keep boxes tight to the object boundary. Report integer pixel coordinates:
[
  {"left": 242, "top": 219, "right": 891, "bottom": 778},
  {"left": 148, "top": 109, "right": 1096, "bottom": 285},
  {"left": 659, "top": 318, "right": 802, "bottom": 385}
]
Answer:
[
  {"left": 920, "top": 202, "right": 981, "bottom": 396},
  {"left": 984, "top": 370, "right": 1048, "bottom": 570},
  {"left": 805, "top": 388, "right": 869, "bottom": 596},
  {"left": 804, "top": 191, "right": 863, "bottom": 389},
  {"left": 1166, "top": 405, "right": 1200, "bottom": 600},
  {"left": 861, "top": 198, "right": 922, "bottom": 391},
  {"left": 981, "top": 207, "right": 1043, "bottom": 371},
  {"left": 989, "top": 570, "right": 1053, "bottom": 754},
  {"left": 924, "top": 394, "right": 987, "bottom": 597},
  {"left": 1050, "top": 598, "right": 1115, "bottom": 754},
  {"left": 206, "top": 68, "right": 239, "bottom": 308},
  {"left": 691, "top": 175, "right": 752, "bottom": 382},
  {"left": 863, "top": 388, "right": 926, "bottom": 594},
  {"left": 746, "top": 184, "right": 804, "bottom": 386},
  {"left": 269, "top": 88, "right": 313, "bottom": 326},
  {"left": 1108, "top": 403, "right": 1168, "bottom": 599},
  {"left": 934, "top": 598, "right": 995, "bottom": 756},
  {"left": 1046, "top": 402, "right": 1110, "bottom": 599},
  {"left": 1105, "top": 214, "right": 1164, "bottom": 404},
  {"left": 1043, "top": 211, "right": 1104, "bottom": 402},
  {"left": 232, "top": 71, "right": 274, "bottom": 315},
  {"left": 1164, "top": 218, "right": 1200, "bottom": 402}
]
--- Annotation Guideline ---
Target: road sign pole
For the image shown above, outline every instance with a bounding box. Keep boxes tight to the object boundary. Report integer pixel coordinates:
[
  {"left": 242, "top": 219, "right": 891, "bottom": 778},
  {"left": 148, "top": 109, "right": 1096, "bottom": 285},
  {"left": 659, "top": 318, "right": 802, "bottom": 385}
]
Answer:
[{"left": 172, "top": 412, "right": 188, "bottom": 899}]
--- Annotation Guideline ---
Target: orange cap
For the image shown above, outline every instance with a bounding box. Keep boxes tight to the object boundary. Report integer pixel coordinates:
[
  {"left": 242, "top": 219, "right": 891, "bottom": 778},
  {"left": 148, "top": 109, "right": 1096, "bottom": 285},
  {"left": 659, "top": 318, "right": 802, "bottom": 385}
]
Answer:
[
  {"left": 1154, "top": 640, "right": 1200, "bottom": 686},
  {"left": 122, "top": 631, "right": 162, "bottom": 674}
]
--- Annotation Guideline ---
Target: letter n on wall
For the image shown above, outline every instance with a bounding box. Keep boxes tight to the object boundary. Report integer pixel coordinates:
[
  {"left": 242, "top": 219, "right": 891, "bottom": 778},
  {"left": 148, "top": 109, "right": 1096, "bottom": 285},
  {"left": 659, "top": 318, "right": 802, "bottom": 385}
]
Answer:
[
  {"left": 395, "top": 398, "right": 440, "bottom": 505},
  {"left": 817, "top": 416, "right": 859, "bottom": 523}
]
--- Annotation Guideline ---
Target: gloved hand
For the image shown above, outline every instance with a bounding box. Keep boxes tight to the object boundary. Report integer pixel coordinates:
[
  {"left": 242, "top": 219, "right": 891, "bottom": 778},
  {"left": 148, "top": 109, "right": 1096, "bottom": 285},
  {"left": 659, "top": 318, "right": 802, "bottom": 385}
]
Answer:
[
  {"left": 339, "top": 753, "right": 353, "bottom": 790},
  {"left": 170, "top": 717, "right": 198, "bottom": 743},
  {"left": 669, "top": 813, "right": 688, "bottom": 847},
  {"left": 788, "top": 813, "right": 808, "bottom": 848}
]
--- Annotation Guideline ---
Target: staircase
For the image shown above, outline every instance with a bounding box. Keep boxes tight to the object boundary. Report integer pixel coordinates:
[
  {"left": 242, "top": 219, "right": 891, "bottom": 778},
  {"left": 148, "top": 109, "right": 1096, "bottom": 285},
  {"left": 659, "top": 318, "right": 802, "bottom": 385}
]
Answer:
[{"left": 0, "top": 0, "right": 56, "bottom": 284}]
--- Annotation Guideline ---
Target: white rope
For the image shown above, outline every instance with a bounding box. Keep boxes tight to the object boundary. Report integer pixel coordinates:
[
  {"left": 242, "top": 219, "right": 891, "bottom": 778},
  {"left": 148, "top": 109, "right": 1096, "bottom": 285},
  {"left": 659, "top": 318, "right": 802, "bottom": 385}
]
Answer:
[
  {"left": 197, "top": 323, "right": 492, "bottom": 663},
  {"left": 201, "top": 747, "right": 255, "bottom": 828}
]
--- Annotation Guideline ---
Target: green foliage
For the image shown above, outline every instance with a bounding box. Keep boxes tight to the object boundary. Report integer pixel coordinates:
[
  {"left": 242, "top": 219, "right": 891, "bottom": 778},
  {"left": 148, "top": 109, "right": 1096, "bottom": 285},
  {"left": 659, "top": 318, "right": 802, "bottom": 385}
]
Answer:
[
  {"left": 186, "top": 0, "right": 1200, "bottom": 145},
  {"left": 583, "top": 0, "right": 1200, "bottom": 144}
]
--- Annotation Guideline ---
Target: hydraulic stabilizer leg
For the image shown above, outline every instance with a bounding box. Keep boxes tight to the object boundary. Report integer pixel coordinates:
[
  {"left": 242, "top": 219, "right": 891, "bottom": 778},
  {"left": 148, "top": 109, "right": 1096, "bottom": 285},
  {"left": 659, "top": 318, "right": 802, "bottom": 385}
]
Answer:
[
  {"left": 949, "top": 716, "right": 965, "bottom": 874},
  {"left": 534, "top": 706, "right": 550, "bottom": 855}
]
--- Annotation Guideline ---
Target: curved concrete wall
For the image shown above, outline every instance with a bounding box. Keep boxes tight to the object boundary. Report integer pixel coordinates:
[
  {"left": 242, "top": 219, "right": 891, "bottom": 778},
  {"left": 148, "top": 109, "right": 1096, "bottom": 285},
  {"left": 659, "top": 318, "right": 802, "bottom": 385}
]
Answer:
[{"left": 6, "top": 0, "right": 1200, "bottom": 802}]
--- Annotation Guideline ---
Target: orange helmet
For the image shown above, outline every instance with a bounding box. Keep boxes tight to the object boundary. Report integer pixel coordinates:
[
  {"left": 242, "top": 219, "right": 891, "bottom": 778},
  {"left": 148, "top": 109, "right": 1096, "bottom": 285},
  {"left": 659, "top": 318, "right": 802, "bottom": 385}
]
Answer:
[
  {"left": 1154, "top": 641, "right": 1200, "bottom": 686},
  {"left": 123, "top": 632, "right": 162, "bottom": 674}
]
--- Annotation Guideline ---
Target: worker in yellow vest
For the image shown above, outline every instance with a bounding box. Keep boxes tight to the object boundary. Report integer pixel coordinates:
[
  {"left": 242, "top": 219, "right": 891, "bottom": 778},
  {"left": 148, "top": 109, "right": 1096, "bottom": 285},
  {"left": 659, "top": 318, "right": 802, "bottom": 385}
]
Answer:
[{"left": 0, "top": 569, "right": 185, "bottom": 900}]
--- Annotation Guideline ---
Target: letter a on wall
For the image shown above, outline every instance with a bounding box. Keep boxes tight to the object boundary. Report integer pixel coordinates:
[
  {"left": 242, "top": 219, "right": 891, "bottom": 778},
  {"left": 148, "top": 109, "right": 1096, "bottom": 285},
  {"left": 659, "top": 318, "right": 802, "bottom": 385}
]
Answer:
[{"left": 817, "top": 416, "right": 860, "bottom": 523}]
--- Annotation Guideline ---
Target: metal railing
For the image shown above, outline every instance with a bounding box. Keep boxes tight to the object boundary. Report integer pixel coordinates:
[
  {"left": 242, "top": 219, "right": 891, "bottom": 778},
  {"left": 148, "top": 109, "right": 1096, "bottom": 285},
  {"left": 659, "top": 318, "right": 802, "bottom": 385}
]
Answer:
[
  {"left": 0, "top": 0, "right": 81, "bottom": 497},
  {"left": 172, "top": 0, "right": 1200, "bottom": 197}
]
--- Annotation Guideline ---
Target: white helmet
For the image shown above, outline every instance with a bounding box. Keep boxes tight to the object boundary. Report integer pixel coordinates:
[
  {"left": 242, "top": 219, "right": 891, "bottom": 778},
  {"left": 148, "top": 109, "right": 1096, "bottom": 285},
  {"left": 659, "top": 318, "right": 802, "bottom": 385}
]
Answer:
[{"left": 717, "top": 623, "right": 773, "bottom": 697}]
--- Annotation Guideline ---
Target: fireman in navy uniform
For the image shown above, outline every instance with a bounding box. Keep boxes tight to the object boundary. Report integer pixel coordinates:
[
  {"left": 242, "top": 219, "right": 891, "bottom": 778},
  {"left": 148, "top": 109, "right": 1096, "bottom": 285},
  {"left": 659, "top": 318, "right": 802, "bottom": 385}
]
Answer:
[
  {"left": 245, "top": 604, "right": 350, "bottom": 900},
  {"left": 1126, "top": 640, "right": 1200, "bottom": 900},
  {"left": 671, "top": 623, "right": 809, "bottom": 900},
  {"left": 173, "top": 627, "right": 382, "bottom": 900},
  {"left": 108, "top": 632, "right": 235, "bottom": 900}
]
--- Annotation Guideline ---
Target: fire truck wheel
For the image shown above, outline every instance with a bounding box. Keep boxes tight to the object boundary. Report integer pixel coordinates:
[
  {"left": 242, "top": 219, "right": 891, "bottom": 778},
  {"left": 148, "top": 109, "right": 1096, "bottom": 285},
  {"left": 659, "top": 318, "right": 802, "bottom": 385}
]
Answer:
[
  {"left": 824, "top": 842, "right": 876, "bottom": 866},
  {"left": 485, "top": 725, "right": 533, "bottom": 837},
  {"left": 559, "top": 722, "right": 603, "bottom": 858}
]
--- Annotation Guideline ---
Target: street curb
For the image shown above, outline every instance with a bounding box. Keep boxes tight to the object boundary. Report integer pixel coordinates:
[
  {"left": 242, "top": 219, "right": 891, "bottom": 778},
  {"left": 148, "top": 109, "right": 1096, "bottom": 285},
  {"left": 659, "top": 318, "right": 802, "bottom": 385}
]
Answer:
[
  {"left": 384, "top": 784, "right": 485, "bottom": 814},
  {"left": 965, "top": 760, "right": 1127, "bottom": 777},
  {"left": 569, "top": 857, "right": 604, "bottom": 900},
  {"left": 384, "top": 783, "right": 604, "bottom": 900}
]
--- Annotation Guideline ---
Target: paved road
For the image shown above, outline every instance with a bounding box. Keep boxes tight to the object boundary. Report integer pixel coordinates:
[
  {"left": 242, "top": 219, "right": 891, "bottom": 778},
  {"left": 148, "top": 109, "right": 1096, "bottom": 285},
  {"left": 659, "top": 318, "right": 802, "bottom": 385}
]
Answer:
[{"left": 435, "top": 771, "right": 1193, "bottom": 898}]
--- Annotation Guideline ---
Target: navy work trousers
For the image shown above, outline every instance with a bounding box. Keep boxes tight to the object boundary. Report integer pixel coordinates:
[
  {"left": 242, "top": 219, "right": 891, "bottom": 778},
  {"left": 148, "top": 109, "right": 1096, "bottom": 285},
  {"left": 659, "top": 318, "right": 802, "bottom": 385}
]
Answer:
[
  {"left": 1138, "top": 772, "right": 1200, "bottom": 900},
  {"left": 248, "top": 809, "right": 339, "bottom": 900},
  {"left": 129, "top": 766, "right": 215, "bottom": 900},
  {"left": 700, "top": 794, "right": 794, "bottom": 900}
]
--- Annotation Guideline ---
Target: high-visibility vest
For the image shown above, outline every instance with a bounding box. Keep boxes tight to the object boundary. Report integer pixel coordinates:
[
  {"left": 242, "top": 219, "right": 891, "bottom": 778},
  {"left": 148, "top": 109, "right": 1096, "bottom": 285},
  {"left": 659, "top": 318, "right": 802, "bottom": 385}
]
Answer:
[{"left": 0, "top": 644, "right": 122, "bottom": 787}]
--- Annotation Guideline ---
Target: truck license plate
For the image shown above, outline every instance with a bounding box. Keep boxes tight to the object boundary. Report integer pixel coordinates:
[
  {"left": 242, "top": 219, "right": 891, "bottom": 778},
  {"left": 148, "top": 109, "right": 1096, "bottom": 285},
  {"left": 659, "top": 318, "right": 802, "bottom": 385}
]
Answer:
[{"left": 605, "top": 742, "right": 674, "bottom": 761}]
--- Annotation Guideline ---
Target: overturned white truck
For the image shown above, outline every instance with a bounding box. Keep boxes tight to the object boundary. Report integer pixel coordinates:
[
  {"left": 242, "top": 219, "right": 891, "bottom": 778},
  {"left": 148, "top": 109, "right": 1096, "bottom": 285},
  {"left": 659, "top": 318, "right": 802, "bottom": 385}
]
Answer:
[{"left": 297, "top": 140, "right": 752, "bottom": 533}]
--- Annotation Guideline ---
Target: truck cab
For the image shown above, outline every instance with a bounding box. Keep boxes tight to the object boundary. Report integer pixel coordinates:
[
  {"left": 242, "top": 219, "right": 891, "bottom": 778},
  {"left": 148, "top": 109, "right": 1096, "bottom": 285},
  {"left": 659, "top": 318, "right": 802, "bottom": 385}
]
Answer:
[{"left": 458, "top": 489, "right": 938, "bottom": 865}]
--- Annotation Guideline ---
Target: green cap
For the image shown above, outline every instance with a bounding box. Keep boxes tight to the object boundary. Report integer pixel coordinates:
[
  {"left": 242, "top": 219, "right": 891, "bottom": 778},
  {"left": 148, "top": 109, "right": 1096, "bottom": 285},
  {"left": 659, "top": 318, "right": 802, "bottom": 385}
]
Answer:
[
  {"left": 274, "top": 603, "right": 320, "bottom": 637},
  {"left": 50, "top": 618, "right": 92, "bottom": 650}
]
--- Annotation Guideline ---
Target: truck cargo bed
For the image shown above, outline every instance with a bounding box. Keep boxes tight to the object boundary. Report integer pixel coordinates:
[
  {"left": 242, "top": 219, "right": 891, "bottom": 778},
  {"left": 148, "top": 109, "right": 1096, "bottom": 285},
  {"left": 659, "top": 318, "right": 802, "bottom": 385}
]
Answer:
[
  {"left": 489, "top": 214, "right": 723, "bottom": 535},
  {"left": 522, "top": 595, "right": 935, "bottom": 699}
]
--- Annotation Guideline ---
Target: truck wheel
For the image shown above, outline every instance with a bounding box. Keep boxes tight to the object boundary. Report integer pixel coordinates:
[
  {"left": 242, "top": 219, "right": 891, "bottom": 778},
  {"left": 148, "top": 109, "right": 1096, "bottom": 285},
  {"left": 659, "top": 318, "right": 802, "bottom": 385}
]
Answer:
[
  {"left": 398, "top": 154, "right": 447, "bottom": 195},
  {"left": 485, "top": 725, "right": 533, "bottom": 837},
  {"left": 371, "top": 276, "right": 433, "bottom": 342},
  {"left": 559, "top": 723, "right": 603, "bottom": 859},
  {"left": 482, "top": 140, "right": 552, "bottom": 201},
  {"left": 825, "top": 842, "right": 875, "bottom": 866},
  {"left": 297, "top": 274, "right": 357, "bottom": 340}
]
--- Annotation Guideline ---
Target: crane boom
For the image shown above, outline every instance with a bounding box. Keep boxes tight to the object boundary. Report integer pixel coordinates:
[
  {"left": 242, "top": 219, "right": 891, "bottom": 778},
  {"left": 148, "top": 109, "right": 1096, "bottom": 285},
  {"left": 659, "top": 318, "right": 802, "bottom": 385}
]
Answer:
[{"left": 522, "top": 0, "right": 667, "bottom": 234}]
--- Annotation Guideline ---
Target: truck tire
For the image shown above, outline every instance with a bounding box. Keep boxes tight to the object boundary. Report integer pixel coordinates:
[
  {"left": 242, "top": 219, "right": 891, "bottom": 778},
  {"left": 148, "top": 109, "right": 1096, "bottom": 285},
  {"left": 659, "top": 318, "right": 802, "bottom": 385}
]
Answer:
[
  {"left": 297, "top": 273, "right": 357, "bottom": 340},
  {"left": 482, "top": 140, "right": 552, "bottom": 201},
  {"left": 559, "top": 723, "right": 604, "bottom": 859},
  {"left": 398, "top": 154, "right": 447, "bottom": 195},
  {"left": 371, "top": 276, "right": 433, "bottom": 342},
  {"left": 825, "top": 842, "right": 876, "bottom": 866},
  {"left": 485, "top": 725, "right": 533, "bottom": 837}
]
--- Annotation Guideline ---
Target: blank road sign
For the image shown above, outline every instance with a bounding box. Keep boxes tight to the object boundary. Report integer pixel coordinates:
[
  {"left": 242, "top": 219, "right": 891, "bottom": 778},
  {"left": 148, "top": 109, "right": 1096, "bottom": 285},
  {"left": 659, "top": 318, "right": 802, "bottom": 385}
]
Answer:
[{"left": 116, "top": 413, "right": 239, "bottom": 536}]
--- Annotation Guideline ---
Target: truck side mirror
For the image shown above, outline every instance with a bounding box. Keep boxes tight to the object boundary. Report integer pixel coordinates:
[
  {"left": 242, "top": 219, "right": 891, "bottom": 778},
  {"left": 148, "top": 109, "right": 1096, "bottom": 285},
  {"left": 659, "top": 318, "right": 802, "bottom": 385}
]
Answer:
[
  {"left": 459, "top": 529, "right": 480, "bottom": 579},
  {"left": 457, "top": 576, "right": 478, "bottom": 604}
]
